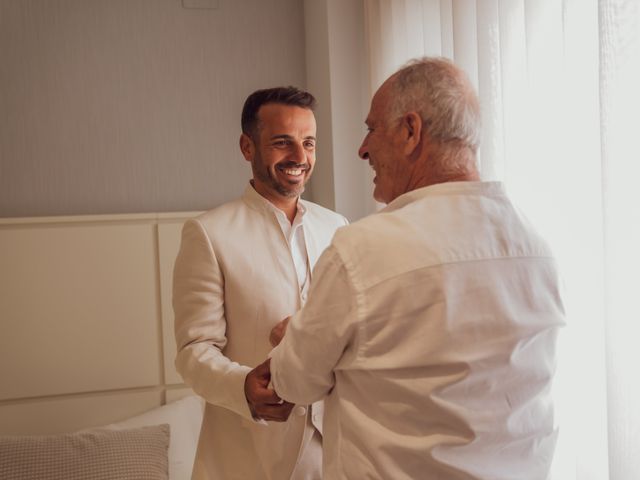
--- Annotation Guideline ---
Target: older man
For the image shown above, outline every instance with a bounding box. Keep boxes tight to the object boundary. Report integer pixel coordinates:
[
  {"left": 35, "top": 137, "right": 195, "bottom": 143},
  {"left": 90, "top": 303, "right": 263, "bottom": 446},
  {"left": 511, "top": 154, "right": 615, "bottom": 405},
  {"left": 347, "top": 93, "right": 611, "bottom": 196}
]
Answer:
[
  {"left": 250, "top": 58, "right": 565, "bottom": 479},
  {"left": 173, "top": 86, "right": 348, "bottom": 480}
]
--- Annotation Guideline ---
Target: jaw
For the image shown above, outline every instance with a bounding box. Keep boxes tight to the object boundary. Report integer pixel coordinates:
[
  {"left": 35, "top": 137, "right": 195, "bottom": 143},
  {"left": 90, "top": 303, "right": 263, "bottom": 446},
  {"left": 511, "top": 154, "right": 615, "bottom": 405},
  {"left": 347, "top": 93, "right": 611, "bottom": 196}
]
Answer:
[
  {"left": 267, "top": 167, "right": 309, "bottom": 199},
  {"left": 371, "top": 165, "right": 383, "bottom": 202},
  {"left": 372, "top": 180, "right": 384, "bottom": 203},
  {"left": 373, "top": 188, "right": 385, "bottom": 204},
  {"left": 372, "top": 173, "right": 395, "bottom": 204}
]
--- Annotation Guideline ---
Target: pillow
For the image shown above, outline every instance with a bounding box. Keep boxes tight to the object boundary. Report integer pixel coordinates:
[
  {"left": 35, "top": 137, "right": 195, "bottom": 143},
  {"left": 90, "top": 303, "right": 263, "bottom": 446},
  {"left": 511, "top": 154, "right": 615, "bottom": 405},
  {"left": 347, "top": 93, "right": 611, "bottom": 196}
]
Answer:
[
  {"left": 0, "top": 424, "right": 169, "bottom": 480},
  {"left": 105, "top": 395, "right": 204, "bottom": 480}
]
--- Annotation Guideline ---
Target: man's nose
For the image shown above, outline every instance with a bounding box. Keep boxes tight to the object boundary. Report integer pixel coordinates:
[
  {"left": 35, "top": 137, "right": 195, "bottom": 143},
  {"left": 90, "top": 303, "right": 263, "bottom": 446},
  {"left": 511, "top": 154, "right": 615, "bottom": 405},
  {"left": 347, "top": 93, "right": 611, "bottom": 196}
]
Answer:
[{"left": 292, "top": 142, "right": 306, "bottom": 163}]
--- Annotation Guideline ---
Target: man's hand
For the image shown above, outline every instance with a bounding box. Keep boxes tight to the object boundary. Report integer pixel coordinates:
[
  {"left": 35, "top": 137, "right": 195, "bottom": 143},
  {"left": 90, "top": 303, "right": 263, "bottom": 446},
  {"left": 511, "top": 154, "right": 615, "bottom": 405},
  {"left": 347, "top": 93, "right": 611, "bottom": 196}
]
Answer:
[
  {"left": 269, "top": 316, "right": 291, "bottom": 347},
  {"left": 244, "top": 358, "right": 294, "bottom": 422}
]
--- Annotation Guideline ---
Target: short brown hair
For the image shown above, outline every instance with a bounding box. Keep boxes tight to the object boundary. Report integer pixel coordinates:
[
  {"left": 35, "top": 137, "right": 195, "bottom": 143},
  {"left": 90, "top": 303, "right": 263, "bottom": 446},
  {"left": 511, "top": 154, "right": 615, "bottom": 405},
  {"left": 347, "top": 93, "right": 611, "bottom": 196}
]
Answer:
[{"left": 241, "top": 86, "right": 317, "bottom": 138}]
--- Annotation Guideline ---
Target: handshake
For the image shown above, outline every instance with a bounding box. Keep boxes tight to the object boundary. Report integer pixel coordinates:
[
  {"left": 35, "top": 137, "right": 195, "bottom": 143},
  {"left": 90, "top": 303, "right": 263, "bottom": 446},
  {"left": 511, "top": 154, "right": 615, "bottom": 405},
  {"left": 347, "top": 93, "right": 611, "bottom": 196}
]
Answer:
[{"left": 243, "top": 317, "right": 294, "bottom": 422}]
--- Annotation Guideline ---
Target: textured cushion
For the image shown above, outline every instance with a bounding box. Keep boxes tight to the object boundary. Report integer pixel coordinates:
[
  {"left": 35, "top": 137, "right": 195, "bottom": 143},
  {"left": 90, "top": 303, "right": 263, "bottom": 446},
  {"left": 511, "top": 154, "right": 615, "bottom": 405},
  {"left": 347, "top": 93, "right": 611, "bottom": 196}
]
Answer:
[
  {"left": 105, "top": 395, "right": 204, "bottom": 480},
  {"left": 0, "top": 424, "right": 169, "bottom": 480}
]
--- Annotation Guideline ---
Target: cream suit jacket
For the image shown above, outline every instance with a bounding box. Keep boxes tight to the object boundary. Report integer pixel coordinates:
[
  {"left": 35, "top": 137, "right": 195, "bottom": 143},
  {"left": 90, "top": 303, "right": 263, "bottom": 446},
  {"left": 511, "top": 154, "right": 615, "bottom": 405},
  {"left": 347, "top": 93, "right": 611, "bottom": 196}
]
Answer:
[{"left": 173, "top": 185, "right": 347, "bottom": 480}]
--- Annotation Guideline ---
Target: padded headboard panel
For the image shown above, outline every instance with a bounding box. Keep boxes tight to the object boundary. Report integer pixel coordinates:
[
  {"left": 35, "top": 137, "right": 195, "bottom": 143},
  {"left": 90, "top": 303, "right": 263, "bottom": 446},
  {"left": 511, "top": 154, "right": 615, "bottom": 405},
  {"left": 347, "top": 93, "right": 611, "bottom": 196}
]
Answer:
[{"left": 0, "top": 211, "right": 201, "bottom": 435}]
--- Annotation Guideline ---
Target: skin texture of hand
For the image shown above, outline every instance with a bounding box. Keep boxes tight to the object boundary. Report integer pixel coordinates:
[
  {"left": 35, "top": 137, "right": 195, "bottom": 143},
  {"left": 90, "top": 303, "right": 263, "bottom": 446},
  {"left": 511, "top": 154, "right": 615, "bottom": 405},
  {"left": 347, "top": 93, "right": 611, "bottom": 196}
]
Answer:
[
  {"left": 244, "top": 358, "right": 294, "bottom": 422},
  {"left": 269, "top": 316, "right": 291, "bottom": 347}
]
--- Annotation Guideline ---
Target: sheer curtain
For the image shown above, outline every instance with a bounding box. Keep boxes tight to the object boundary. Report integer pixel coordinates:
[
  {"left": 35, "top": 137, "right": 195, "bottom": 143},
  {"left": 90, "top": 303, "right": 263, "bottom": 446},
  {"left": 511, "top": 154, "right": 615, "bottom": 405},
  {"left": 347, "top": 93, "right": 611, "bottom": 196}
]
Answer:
[{"left": 362, "top": 1, "right": 640, "bottom": 478}]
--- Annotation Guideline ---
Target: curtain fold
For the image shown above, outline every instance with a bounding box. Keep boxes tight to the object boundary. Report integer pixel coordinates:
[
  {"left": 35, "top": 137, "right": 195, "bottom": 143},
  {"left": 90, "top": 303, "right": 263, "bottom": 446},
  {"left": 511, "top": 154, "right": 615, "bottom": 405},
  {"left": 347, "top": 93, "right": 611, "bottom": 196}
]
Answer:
[
  {"left": 600, "top": 1, "right": 640, "bottom": 479},
  {"left": 363, "top": 0, "right": 640, "bottom": 477}
]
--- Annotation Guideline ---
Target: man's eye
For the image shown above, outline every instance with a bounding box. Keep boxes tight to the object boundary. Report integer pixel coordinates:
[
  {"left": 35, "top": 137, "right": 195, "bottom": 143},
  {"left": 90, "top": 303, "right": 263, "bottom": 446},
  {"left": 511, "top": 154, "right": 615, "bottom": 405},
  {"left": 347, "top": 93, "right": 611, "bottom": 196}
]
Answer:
[{"left": 304, "top": 141, "right": 316, "bottom": 149}]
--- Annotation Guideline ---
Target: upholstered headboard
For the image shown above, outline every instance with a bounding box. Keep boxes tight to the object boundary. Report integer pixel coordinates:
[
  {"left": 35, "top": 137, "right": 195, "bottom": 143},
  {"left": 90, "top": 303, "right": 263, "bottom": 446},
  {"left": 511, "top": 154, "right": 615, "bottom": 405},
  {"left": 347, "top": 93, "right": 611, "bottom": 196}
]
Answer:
[{"left": 0, "top": 211, "right": 201, "bottom": 435}]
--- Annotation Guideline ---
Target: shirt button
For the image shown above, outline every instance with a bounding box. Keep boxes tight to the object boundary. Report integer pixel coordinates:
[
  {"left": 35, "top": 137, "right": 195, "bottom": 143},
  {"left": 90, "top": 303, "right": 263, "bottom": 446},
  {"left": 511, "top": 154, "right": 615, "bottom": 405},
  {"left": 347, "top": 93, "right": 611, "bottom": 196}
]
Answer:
[
  {"left": 312, "top": 414, "right": 320, "bottom": 423},
  {"left": 294, "top": 406, "right": 307, "bottom": 416}
]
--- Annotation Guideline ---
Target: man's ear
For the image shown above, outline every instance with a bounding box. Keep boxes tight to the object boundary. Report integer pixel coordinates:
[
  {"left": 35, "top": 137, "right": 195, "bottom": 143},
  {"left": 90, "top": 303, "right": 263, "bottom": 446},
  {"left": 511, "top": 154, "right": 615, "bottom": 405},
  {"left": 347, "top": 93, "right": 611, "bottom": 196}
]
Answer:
[
  {"left": 401, "top": 112, "right": 422, "bottom": 156},
  {"left": 239, "top": 133, "right": 255, "bottom": 162}
]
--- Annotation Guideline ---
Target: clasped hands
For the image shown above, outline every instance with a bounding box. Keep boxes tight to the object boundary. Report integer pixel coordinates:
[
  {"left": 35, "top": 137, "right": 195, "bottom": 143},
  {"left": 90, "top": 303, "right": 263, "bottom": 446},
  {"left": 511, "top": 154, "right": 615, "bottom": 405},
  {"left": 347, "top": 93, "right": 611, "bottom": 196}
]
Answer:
[{"left": 244, "top": 316, "right": 292, "bottom": 422}]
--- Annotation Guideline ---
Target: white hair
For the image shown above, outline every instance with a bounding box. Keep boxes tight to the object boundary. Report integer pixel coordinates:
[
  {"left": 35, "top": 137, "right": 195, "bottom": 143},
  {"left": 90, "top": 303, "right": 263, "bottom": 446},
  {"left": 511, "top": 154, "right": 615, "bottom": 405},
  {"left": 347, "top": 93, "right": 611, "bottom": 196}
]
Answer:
[{"left": 388, "top": 57, "right": 481, "bottom": 152}]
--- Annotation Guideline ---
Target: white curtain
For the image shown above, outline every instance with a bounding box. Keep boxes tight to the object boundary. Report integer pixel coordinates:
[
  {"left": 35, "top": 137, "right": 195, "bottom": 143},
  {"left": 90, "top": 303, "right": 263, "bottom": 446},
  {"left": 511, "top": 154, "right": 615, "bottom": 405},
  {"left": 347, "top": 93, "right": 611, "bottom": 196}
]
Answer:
[{"left": 363, "top": 1, "right": 640, "bottom": 478}]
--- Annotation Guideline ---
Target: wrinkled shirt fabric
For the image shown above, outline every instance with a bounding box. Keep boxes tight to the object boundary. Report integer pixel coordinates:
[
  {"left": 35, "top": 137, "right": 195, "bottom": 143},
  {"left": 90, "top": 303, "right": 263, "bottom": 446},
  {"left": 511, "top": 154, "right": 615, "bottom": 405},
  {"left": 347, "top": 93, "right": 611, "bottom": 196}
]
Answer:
[{"left": 271, "top": 181, "right": 565, "bottom": 480}]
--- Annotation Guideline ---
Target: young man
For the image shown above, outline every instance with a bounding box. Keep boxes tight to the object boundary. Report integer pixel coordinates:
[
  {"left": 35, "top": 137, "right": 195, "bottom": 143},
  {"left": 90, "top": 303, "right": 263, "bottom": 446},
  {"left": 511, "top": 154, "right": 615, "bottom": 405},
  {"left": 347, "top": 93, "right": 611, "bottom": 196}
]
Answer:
[{"left": 173, "top": 87, "right": 347, "bottom": 480}]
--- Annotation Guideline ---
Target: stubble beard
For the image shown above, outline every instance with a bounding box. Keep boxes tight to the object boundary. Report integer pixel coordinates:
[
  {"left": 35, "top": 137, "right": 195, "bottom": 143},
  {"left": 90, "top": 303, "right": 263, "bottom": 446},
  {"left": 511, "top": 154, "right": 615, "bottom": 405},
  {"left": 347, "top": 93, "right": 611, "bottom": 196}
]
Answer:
[{"left": 253, "top": 157, "right": 307, "bottom": 199}]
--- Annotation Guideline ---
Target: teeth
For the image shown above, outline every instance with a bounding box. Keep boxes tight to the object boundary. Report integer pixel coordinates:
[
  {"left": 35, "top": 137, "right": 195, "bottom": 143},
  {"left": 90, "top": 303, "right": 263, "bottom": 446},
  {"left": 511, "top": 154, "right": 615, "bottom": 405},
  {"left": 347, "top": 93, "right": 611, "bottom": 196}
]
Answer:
[{"left": 283, "top": 168, "right": 303, "bottom": 176}]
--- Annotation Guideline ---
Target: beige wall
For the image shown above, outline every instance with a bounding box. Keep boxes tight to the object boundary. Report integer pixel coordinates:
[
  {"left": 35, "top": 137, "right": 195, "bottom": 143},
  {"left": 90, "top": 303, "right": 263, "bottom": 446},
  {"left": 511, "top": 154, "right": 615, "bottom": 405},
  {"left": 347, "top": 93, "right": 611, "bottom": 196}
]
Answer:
[
  {"left": 0, "top": 0, "right": 376, "bottom": 435},
  {"left": 304, "top": 0, "right": 377, "bottom": 221},
  {"left": 0, "top": 212, "right": 196, "bottom": 434},
  {"left": 0, "top": 0, "right": 306, "bottom": 217}
]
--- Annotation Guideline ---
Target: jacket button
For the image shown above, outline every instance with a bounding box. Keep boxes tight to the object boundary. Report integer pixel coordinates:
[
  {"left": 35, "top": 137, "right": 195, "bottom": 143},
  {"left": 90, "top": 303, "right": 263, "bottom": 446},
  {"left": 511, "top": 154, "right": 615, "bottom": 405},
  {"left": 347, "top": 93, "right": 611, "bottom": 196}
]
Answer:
[{"left": 294, "top": 406, "right": 307, "bottom": 416}]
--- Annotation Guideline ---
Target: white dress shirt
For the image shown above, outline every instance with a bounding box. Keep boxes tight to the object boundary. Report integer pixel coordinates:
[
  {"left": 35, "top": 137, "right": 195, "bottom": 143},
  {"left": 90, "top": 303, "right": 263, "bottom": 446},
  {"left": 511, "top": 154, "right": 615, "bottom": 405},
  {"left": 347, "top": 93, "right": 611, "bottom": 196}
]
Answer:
[
  {"left": 271, "top": 181, "right": 565, "bottom": 480},
  {"left": 268, "top": 199, "right": 310, "bottom": 302}
]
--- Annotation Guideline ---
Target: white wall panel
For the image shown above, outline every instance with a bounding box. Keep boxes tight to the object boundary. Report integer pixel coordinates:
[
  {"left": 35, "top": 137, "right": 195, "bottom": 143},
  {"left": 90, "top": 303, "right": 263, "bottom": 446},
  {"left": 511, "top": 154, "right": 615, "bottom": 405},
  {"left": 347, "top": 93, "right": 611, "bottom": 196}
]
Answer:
[
  {"left": 166, "top": 387, "right": 197, "bottom": 403},
  {"left": 158, "top": 220, "right": 193, "bottom": 385},
  {"left": 0, "top": 222, "right": 161, "bottom": 399},
  {"left": 0, "top": 390, "right": 162, "bottom": 435},
  {"left": 0, "top": 212, "right": 197, "bottom": 434}
]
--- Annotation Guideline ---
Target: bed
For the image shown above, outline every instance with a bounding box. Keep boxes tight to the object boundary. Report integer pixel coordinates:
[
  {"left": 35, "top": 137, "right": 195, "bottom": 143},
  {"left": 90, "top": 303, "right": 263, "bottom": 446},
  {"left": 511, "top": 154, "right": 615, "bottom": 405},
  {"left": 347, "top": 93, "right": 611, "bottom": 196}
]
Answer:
[
  {"left": 0, "top": 395, "right": 204, "bottom": 480},
  {"left": 0, "top": 212, "right": 204, "bottom": 479}
]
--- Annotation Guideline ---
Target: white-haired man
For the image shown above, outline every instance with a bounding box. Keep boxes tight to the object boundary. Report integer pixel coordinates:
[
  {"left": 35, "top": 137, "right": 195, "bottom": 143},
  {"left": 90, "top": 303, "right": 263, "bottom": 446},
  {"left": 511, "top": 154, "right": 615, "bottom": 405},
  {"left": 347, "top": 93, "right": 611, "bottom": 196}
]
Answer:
[{"left": 246, "top": 57, "right": 565, "bottom": 479}]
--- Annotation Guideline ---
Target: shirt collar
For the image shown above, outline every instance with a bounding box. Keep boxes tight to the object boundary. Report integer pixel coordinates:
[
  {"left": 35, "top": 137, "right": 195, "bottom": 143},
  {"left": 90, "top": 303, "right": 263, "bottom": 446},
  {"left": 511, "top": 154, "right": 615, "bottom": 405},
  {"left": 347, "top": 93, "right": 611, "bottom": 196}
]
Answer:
[
  {"left": 380, "top": 181, "right": 505, "bottom": 213},
  {"left": 242, "top": 182, "right": 307, "bottom": 222}
]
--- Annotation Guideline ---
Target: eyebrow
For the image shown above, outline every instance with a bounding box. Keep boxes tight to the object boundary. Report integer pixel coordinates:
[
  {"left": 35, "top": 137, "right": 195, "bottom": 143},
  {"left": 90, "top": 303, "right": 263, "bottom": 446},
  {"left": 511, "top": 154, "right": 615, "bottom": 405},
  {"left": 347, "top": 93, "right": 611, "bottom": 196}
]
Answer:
[{"left": 269, "top": 134, "right": 316, "bottom": 141}]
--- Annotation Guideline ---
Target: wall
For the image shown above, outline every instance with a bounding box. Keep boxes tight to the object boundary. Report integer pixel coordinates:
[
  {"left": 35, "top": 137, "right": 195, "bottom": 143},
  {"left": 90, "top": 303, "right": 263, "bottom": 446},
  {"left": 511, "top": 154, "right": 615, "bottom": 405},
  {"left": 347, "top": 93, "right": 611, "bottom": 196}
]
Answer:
[
  {"left": 0, "top": 212, "right": 196, "bottom": 434},
  {"left": 304, "top": 0, "right": 376, "bottom": 221},
  {"left": 0, "top": 0, "right": 379, "bottom": 435},
  {"left": 0, "top": 0, "right": 307, "bottom": 217}
]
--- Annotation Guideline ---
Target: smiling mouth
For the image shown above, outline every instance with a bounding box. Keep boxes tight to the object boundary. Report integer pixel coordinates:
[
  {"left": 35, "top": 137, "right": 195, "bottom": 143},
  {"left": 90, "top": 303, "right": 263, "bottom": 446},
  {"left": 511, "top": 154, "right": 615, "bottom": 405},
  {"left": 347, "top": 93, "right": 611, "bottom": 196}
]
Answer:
[
  {"left": 276, "top": 163, "right": 309, "bottom": 178},
  {"left": 368, "top": 161, "right": 377, "bottom": 181}
]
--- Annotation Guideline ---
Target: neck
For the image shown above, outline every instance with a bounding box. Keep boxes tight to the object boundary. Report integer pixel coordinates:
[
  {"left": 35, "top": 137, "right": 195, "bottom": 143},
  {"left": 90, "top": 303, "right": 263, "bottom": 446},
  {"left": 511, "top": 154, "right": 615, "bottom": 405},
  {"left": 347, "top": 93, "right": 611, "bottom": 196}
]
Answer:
[{"left": 410, "top": 142, "right": 479, "bottom": 189}]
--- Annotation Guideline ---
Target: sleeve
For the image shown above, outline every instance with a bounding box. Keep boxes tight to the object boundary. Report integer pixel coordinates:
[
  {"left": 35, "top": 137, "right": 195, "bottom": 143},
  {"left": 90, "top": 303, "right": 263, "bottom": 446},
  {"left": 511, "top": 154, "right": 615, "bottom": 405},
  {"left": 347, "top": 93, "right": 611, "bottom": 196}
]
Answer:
[
  {"left": 173, "top": 218, "right": 253, "bottom": 420},
  {"left": 270, "top": 244, "right": 359, "bottom": 405}
]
